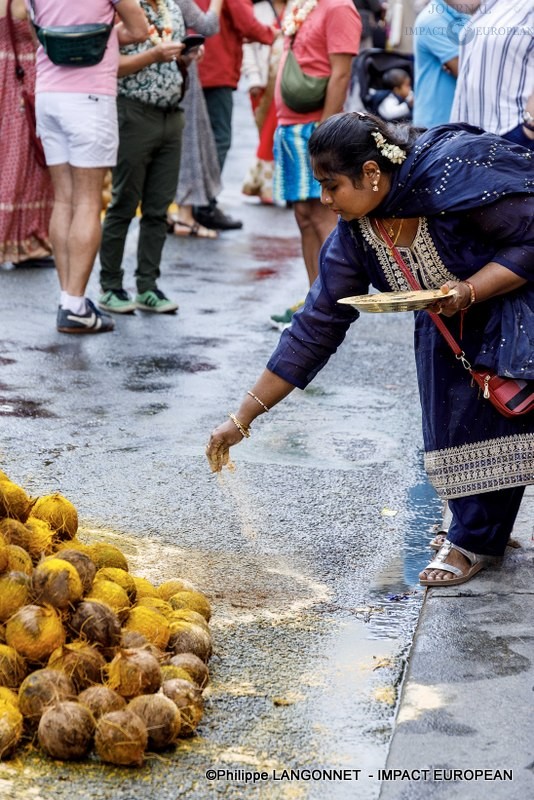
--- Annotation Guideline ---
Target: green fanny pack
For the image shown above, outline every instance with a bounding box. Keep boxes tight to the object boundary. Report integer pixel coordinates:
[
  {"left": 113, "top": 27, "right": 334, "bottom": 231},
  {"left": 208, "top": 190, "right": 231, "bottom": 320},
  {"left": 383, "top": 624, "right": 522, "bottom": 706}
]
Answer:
[
  {"left": 30, "top": 1, "right": 112, "bottom": 67},
  {"left": 280, "top": 46, "right": 329, "bottom": 114}
]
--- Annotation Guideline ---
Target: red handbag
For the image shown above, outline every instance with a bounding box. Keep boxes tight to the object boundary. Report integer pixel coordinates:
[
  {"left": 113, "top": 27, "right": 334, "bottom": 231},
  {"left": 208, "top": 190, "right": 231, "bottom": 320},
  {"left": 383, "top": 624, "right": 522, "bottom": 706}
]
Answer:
[{"left": 375, "top": 221, "right": 534, "bottom": 419}]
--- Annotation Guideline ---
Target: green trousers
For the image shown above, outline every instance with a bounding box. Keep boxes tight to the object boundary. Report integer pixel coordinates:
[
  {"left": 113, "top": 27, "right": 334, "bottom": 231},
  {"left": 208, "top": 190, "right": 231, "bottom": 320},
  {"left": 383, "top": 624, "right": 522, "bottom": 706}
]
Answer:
[{"left": 100, "top": 96, "right": 184, "bottom": 294}]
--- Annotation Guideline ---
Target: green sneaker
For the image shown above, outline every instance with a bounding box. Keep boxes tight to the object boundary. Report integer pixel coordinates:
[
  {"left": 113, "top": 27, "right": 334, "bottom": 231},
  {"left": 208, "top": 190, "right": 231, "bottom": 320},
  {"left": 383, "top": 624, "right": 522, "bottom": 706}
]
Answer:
[
  {"left": 135, "top": 289, "right": 178, "bottom": 314},
  {"left": 98, "top": 289, "right": 137, "bottom": 314},
  {"left": 269, "top": 300, "right": 304, "bottom": 331}
]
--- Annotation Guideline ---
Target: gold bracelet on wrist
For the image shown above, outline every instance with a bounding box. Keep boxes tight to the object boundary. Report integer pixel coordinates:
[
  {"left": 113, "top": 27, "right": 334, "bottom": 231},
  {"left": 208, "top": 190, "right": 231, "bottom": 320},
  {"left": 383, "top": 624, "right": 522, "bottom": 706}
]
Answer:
[
  {"left": 228, "top": 413, "right": 251, "bottom": 438},
  {"left": 462, "top": 280, "right": 477, "bottom": 308},
  {"left": 247, "top": 390, "right": 270, "bottom": 412}
]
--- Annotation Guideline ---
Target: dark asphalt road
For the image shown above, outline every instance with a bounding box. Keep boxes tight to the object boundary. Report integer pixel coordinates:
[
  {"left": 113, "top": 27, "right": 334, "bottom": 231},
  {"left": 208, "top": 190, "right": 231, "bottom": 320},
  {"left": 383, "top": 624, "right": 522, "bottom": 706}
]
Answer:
[{"left": 0, "top": 90, "right": 443, "bottom": 800}]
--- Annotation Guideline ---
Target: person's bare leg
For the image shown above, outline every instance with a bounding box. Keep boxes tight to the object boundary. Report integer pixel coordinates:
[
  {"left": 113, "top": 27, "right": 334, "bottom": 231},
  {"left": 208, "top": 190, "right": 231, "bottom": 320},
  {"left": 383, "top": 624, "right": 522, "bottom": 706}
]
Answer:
[
  {"left": 66, "top": 167, "right": 108, "bottom": 296},
  {"left": 48, "top": 164, "right": 74, "bottom": 291},
  {"left": 294, "top": 199, "right": 337, "bottom": 286}
]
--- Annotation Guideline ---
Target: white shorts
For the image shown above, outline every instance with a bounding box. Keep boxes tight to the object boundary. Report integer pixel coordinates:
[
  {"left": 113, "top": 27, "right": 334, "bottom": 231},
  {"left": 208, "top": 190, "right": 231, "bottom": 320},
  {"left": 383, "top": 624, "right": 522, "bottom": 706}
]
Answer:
[{"left": 36, "top": 92, "right": 119, "bottom": 168}]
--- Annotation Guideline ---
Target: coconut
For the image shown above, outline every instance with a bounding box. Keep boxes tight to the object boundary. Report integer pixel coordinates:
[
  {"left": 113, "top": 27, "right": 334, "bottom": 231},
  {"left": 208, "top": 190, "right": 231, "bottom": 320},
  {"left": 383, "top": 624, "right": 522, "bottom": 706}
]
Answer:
[
  {"left": 120, "top": 630, "right": 148, "bottom": 650},
  {"left": 128, "top": 693, "right": 181, "bottom": 751},
  {"left": 168, "top": 621, "right": 212, "bottom": 663},
  {"left": 0, "top": 470, "right": 11, "bottom": 482},
  {"left": 18, "top": 668, "right": 75, "bottom": 722},
  {"left": 0, "top": 481, "right": 31, "bottom": 522},
  {"left": 94, "top": 709, "right": 148, "bottom": 766},
  {"left": 0, "top": 700, "right": 23, "bottom": 759},
  {"left": 51, "top": 549, "right": 96, "bottom": 595},
  {"left": 95, "top": 568, "right": 136, "bottom": 602},
  {"left": 0, "top": 533, "right": 8, "bottom": 573},
  {"left": 160, "top": 665, "right": 195, "bottom": 684},
  {"left": 161, "top": 678, "right": 204, "bottom": 736},
  {"left": 157, "top": 578, "right": 196, "bottom": 601},
  {"left": 47, "top": 642, "right": 106, "bottom": 692},
  {"left": 68, "top": 600, "right": 122, "bottom": 657},
  {"left": 0, "top": 572, "right": 31, "bottom": 621},
  {"left": 5, "top": 545, "right": 33, "bottom": 576},
  {"left": 168, "top": 608, "right": 210, "bottom": 633},
  {"left": 87, "top": 580, "right": 131, "bottom": 622},
  {"left": 38, "top": 700, "right": 94, "bottom": 760},
  {"left": 88, "top": 543, "right": 128, "bottom": 572},
  {"left": 31, "top": 493, "right": 78, "bottom": 540},
  {"left": 135, "top": 596, "right": 173, "bottom": 618},
  {"left": 78, "top": 685, "right": 126, "bottom": 719},
  {"left": 32, "top": 558, "right": 84, "bottom": 609},
  {"left": 0, "top": 646, "right": 27, "bottom": 689},
  {"left": 168, "top": 590, "right": 211, "bottom": 621},
  {"left": 169, "top": 653, "right": 209, "bottom": 689},
  {"left": 132, "top": 576, "right": 159, "bottom": 599},
  {"left": 123, "top": 606, "right": 170, "bottom": 650},
  {"left": 54, "top": 538, "right": 93, "bottom": 556},
  {"left": 23, "top": 518, "right": 55, "bottom": 561},
  {"left": 6, "top": 604, "right": 65, "bottom": 662},
  {"left": 0, "top": 688, "right": 19, "bottom": 708},
  {"left": 0, "top": 518, "right": 31, "bottom": 549},
  {"left": 106, "top": 648, "right": 162, "bottom": 698}
]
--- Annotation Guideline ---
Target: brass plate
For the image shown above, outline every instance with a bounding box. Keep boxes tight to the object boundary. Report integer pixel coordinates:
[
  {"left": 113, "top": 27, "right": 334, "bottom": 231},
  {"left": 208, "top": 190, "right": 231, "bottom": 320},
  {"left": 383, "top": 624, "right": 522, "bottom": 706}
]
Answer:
[{"left": 338, "top": 288, "right": 458, "bottom": 313}]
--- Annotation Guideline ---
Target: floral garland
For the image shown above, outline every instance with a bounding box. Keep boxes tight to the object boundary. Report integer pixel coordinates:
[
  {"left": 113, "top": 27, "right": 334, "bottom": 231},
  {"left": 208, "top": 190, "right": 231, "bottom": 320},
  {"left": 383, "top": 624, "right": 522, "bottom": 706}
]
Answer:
[
  {"left": 147, "top": 0, "right": 173, "bottom": 45},
  {"left": 282, "top": 0, "right": 318, "bottom": 37},
  {"left": 371, "top": 131, "right": 407, "bottom": 165}
]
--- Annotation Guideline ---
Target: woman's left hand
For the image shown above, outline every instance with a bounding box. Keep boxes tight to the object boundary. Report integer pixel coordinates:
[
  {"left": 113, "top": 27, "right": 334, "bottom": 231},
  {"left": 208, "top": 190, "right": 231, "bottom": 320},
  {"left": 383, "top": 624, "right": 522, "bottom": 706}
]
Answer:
[{"left": 429, "top": 281, "right": 471, "bottom": 317}]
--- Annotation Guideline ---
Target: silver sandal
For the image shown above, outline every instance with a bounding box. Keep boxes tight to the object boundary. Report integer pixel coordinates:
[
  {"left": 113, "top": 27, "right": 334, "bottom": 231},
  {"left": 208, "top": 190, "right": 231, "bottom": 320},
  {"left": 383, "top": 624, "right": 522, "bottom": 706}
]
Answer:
[{"left": 420, "top": 539, "right": 498, "bottom": 587}]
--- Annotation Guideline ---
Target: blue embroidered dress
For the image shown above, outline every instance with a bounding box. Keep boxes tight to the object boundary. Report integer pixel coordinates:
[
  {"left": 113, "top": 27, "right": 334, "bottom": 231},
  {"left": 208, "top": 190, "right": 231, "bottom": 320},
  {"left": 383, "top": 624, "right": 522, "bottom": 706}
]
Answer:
[{"left": 267, "top": 125, "right": 534, "bottom": 499}]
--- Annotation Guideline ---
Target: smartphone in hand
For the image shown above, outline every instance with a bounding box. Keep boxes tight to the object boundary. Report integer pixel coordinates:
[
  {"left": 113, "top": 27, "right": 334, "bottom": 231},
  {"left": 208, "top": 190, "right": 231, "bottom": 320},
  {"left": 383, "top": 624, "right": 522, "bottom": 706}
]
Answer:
[{"left": 181, "top": 34, "right": 205, "bottom": 55}]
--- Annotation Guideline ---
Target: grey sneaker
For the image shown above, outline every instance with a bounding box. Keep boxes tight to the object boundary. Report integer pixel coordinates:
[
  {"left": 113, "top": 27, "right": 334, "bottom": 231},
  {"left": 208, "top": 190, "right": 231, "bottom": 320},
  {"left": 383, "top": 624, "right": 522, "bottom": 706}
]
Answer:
[
  {"left": 135, "top": 289, "right": 178, "bottom": 314},
  {"left": 57, "top": 299, "right": 114, "bottom": 334},
  {"left": 98, "top": 289, "right": 137, "bottom": 314}
]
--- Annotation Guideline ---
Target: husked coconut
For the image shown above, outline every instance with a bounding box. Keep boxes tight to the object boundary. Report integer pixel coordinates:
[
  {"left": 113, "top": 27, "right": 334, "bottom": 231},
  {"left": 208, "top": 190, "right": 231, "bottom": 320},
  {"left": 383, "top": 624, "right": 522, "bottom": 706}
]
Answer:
[
  {"left": 23, "top": 518, "right": 55, "bottom": 561},
  {"left": 68, "top": 600, "right": 122, "bottom": 657},
  {"left": 88, "top": 543, "right": 128, "bottom": 572},
  {"left": 0, "top": 519, "right": 31, "bottom": 550},
  {"left": 95, "top": 568, "right": 136, "bottom": 602},
  {"left": 0, "top": 700, "right": 23, "bottom": 759},
  {"left": 95, "top": 709, "right": 148, "bottom": 766},
  {"left": 106, "top": 648, "right": 162, "bottom": 698},
  {"left": 18, "top": 668, "right": 75, "bottom": 722},
  {"left": 78, "top": 685, "right": 126, "bottom": 719},
  {"left": 0, "top": 572, "right": 31, "bottom": 621},
  {"left": 6, "top": 605, "right": 65, "bottom": 662},
  {"left": 120, "top": 630, "right": 148, "bottom": 649},
  {"left": 157, "top": 578, "right": 195, "bottom": 601},
  {"left": 161, "top": 678, "right": 203, "bottom": 736},
  {"left": 0, "top": 645, "right": 27, "bottom": 689},
  {"left": 0, "top": 482, "right": 31, "bottom": 522},
  {"left": 135, "top": 596, "right": 173, "bottom": 618},
  {"left": 168, "top": 608, "right": 210, "bottom": 632},
  {"left": 38, "top": 700, "right": 94, "bottom": 760},
  {"left": 168, "top": 620, "right": 212, "bottom": 663},
  {"left": 169, "top": 653, "right": 209, "bottom": 689},
  {"left": 160, "top": 665, "right": 195, "bottom": 683},
  {"left": 0, "top": 688, "right": 18, "bottom": 707},
  {"left": 31, "top": 493, "right": 78, "bottom": 540},
  {"left": 47, "top": 642, "right": 106, "bottom": 692},
  {"left": 168, "top": 590, "right": 211, "bottom": 621},
  {"left": 5, "top": 545, "right": 33, "bottom": 576},
  {"left": 86, "top": 579, "right": 131, "bottom": 622},
  {"left": 132, "top": 576, "right": 159, "bottom": 599},
  {"left": 32, "top": 558, "right": 83, "bottom": 608},
  {"left": 0, "top": 533, "right": 7, "bottom": 573},
  {"left": 123, "top": 606, "right": 170, "bottom": 650},
  {"left": 51, "top": 549, "right": 96, "bottom": 595},
  {"left": 128, "top": 694, "right": 181, "bottom": 750}
]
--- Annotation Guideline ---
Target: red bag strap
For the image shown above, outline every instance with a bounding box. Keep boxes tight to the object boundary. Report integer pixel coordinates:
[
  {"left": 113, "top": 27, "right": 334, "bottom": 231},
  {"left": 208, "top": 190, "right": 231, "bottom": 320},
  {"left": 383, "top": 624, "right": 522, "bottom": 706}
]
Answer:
[{"left": 374, "top": 219, "right": 469, "bottom": 364}]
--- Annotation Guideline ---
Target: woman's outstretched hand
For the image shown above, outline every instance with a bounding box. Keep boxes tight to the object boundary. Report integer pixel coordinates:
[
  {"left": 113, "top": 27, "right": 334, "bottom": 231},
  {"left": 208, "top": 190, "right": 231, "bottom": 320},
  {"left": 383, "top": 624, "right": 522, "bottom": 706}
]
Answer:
[
  {"left": 206, "top": 419, "right": 244, "bottom": 473},
  {"left": 429, "top": 281, "right": 472, "bottom": 317}
]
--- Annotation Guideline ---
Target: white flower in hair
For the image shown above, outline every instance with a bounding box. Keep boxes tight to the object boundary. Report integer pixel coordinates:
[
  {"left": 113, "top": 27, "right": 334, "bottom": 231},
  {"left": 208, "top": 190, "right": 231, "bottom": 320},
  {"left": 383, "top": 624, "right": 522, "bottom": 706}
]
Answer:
[{"left": 371, "top": 131, "right": 407, "bottom": 165}]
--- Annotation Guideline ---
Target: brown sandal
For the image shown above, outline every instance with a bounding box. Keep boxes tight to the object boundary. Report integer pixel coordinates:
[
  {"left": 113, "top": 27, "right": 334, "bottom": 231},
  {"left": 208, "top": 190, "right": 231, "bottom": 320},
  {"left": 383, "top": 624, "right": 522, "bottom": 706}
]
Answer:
[{"left": 167, "top": 219, "right": 218, "bottom": 239}]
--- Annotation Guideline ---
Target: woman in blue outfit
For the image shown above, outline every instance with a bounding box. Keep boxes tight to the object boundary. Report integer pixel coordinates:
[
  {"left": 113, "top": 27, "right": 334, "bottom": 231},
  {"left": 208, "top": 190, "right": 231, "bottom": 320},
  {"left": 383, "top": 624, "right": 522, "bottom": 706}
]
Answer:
[{"left": 206, "top": 112, "right": 534, "bottom": 588}]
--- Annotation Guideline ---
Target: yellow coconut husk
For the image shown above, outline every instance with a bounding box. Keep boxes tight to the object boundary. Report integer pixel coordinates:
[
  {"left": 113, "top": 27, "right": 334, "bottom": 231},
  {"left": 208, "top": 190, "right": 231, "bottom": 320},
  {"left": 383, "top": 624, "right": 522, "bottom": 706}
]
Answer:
[
  {"left": 135, "top": 596, "right": 174, "bottom": 619},
  {"left": 0, "top": 572, "right": 31, "bottom": 622},
  {"left": 157, "top": 578, "right": 196, "bottom": 601},
  {"left": 86, "top": 580, "right": 131, "bottom": 623},
  {"left": 18, "top": 668, "right": 75, "bottom": 722},
  {"left": 47, "top": 642, "right": 106, "bottom": 692},
  {"left": 168, "top": 590, "right": 211, "bottom": 622},
  {"left": 168, "top": 608, "right": 210, "bottom": 633},
  {"left": 0, "top": 470, "right": 12, "bottom": 483},
  {"left": 31, "top": 493, "right": 78, "bottom": 541},
  {"left": 0, "top": 482, "right": 32, "bottom": 523},
  {"left": 123, "top": 606, "right": 170, "bottom": 650},
  {"left": 5, "top": 545, "right": 33, "bottom": 576},
  {"left": 53, "top": 537, "right": 93, "bottom": 556},
  {"left": 128, "top": 693, "right": 181, "bottom": 751},
  {"left": 6, "top": 604, "right": 65, "bottom": 663},
  {"left": 160, "top": 664, "right": 195, "bottom": 684},
  {"left": 78, "top": 685, "right": 126, "bottom": 719},
  {"left": 50, "top": 549, "right": 96, "bottom": 595},
  {"left": 0, "top": 699, "right": 23, "bottom": 759},
  {"left": 0, "top": 688, "right": 19, "bottom": 708},
  {"left": 0, "top": 645, "right": 27, "bottom": 689},
  {"left": 0, "top": 532, "right": 8, "bottom": 573},
  {"left": 106, "top": 648, "right": 162, "bottom": 698},
  {"left": 94, "top": 709, "right": 148, "bottom": 766},
  {"left": 23, "top": 517, "right": 55, "bottom": 561},
  {"left": 38, "top": 700, "right": 95, "bottom": 760},
  {"left": 68, "top": 600, "right": 122, "bottom": 657},
  {"left": 88, "top": 543, "right": 128, "bottom": 572},
  {"left": 169, "top": 653, "right": 209, "bottom": 689},
  {"left": 95, "top": 568, "right": 136, "bottom": 603},
  {"left": 32, "top": 558, "right": 84, "bottom": 609},
  {"left": 161, "top": 678, "right": 204, "bottom": 736},
  {"left": 0, "top": 625, "right": 4, "bottom": 645},
  {"left": 132, "top": 576, "right": 159, "bottom": 599},
  {"left": 0, "top": 518, "right": 30, "bottom": 550}
]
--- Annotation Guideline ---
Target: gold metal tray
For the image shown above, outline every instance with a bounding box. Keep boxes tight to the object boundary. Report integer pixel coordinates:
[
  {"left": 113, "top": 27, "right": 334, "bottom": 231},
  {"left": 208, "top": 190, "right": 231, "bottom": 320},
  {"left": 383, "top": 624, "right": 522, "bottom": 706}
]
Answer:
[{"left": 338, "top": 288, "right": 457, "bottom": 313}]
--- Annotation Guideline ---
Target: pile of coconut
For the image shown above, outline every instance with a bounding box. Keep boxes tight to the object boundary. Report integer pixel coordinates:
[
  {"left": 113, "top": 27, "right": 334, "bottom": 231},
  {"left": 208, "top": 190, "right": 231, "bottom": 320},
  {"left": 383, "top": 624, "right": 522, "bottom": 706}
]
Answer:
[{"left": 0, "top": 471, "right": 211, "bottom": 766}]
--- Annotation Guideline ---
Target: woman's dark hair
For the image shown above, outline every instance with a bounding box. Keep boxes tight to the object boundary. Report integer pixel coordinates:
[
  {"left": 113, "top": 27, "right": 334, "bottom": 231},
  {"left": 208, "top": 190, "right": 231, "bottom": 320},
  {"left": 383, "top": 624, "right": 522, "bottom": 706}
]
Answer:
[{"left": 308, "top": 112, "right": 420, "bottom": 182}]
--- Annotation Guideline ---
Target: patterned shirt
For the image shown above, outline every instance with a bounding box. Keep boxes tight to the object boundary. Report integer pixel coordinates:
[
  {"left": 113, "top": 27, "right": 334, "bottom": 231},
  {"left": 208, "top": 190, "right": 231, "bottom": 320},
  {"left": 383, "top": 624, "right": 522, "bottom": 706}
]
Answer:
[{"left": 118, "top": 0, "right": 186, "bottom": 110}]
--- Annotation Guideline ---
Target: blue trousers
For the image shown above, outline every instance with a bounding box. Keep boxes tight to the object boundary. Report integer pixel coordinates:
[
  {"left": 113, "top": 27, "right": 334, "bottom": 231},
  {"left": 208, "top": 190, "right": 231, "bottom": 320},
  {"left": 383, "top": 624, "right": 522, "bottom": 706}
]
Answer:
[{"left": 447, "top": 487, "right": 525, "bottom": 557}]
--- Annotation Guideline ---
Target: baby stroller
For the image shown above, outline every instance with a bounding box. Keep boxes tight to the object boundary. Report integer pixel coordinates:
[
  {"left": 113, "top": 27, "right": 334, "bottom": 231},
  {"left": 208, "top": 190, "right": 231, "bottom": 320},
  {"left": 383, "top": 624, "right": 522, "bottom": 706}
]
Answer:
[{"left": 352, "top": 48, "right": 414, "bottom": 117}]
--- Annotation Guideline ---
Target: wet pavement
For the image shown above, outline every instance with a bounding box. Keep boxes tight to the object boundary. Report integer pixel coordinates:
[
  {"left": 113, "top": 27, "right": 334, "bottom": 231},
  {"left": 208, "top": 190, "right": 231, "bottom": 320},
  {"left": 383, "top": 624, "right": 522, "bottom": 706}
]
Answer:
[{"left": 2, "top": 89, "right": 525, "bottom": 800}]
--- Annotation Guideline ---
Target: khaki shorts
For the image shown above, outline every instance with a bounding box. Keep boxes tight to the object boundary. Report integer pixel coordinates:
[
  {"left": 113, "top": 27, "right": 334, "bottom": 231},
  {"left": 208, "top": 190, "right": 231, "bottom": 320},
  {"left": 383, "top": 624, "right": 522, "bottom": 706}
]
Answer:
[{"left": 36, "top": 92, "right": 119, "bottom": 168}]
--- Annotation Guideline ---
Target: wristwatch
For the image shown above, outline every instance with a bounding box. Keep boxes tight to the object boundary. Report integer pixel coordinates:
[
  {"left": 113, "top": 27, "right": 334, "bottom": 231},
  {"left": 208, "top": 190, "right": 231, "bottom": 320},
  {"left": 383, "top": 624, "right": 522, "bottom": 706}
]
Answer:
[{"left": 522, "top": 111, "right": 534, "bottom": 131}]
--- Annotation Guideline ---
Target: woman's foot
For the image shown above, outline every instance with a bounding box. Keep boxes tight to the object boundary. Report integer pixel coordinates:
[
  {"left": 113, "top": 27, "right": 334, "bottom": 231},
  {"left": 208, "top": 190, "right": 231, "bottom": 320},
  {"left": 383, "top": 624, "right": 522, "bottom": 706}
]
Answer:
[
  {"left": 419, "top": 539, "right": 497, "bottom": 587},
  {"left": 167, "top": 216, "right": 218, "bottom": 239}
]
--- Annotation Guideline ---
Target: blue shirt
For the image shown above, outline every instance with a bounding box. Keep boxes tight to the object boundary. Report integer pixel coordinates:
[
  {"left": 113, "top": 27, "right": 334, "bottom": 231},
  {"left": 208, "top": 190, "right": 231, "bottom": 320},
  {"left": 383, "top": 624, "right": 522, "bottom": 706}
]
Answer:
[{"left": 412, "top": 3, "right": 470, "bottom": 128}]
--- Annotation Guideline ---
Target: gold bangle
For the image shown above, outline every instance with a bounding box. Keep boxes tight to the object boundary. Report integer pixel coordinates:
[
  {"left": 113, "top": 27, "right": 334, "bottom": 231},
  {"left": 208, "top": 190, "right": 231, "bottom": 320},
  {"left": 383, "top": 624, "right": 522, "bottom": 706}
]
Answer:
[
  {"left": 247, "top": 390, "right": 270, "bottom": 412},
  {"left": 463, "top": 280, "right": 477, "bottom": 307},
  {"left": 228, "top": 413, "right": 251, "bottom": 438}
]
